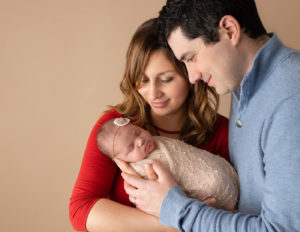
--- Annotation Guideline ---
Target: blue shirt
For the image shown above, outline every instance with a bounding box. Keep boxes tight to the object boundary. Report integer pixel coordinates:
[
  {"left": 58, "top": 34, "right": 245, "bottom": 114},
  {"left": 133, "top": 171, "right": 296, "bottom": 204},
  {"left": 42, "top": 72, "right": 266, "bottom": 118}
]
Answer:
[{"left": 160, "top": 34, "right": 300, "bottom": 231}]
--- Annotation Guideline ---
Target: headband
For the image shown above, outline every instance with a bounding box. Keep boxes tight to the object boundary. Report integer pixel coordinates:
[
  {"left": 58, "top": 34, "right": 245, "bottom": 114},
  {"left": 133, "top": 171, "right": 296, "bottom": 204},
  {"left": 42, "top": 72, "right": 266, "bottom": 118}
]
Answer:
[{"left": 112, "top": 117, "right": 130, "bottom": 157}]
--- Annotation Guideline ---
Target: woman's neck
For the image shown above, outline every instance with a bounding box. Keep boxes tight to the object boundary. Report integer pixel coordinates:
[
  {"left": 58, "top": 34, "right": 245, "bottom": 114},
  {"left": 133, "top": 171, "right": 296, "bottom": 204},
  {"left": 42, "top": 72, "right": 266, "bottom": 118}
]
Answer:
[{"left": 150, "top": 110, "right": 187, "bottom": 134}]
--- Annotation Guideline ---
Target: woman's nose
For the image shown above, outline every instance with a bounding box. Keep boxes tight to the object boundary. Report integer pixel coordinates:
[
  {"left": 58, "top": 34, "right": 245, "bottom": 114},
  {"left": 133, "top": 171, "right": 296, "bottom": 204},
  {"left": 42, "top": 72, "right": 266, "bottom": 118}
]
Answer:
[{"left": 149, "top": 83, "right": 163, "bottom": 100}]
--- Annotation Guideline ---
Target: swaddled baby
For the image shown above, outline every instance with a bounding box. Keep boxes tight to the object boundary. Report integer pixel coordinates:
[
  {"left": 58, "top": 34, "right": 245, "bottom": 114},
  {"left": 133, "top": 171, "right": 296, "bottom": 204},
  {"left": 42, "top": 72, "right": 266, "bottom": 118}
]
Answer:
[{"left": 97, "top": 117, "right": 239, "bottom": 210}]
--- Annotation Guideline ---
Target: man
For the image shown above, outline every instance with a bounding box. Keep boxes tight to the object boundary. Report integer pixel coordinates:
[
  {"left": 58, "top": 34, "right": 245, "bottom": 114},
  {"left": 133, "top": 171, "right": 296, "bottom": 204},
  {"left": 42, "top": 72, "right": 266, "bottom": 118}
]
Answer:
[{"left": 119, "top": 0, "right": 300, "bottom": 231}]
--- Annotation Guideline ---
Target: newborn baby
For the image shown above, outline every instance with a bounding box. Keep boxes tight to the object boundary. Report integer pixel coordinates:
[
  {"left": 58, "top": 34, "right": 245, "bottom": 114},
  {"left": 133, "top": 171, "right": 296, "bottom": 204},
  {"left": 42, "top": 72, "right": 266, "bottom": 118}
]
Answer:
[{"left": 97, "top": 117, "right": 239, "bottom": 210}]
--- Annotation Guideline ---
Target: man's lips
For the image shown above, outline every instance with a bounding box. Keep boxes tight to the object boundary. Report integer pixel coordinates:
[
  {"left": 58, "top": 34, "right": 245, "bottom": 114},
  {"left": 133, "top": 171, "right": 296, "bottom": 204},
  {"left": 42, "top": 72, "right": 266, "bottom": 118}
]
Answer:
[{"left": 204, "top": 76, "right": 212, "bottom": 86}]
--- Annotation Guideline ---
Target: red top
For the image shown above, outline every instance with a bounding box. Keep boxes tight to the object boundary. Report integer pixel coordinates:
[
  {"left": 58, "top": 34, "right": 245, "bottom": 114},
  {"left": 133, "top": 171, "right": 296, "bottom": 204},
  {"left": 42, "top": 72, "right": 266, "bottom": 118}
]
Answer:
[{"left": 69, "top": 109, "right": 229, "bottom": 231}]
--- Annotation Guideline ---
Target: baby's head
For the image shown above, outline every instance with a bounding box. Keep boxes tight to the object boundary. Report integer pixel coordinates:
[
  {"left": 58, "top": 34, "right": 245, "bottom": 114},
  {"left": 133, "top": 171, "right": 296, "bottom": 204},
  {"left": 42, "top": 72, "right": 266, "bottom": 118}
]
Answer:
[{"left": 97, "top": 117, "right": 156, "bottom": 162}]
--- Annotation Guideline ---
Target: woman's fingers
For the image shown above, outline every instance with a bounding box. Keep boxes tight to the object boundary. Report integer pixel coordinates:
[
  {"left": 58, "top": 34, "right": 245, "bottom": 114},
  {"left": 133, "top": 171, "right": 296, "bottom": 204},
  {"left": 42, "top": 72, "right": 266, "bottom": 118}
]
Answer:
[{"left": 145, "top": 163, "right": 158, "bottom": 180}]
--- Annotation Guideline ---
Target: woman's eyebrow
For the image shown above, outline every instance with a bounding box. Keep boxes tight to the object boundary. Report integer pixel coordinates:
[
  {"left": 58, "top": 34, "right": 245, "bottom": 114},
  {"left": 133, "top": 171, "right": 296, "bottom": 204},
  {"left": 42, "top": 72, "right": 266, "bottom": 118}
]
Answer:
[{"left": 157, "top": 70, "right": 175, "bottom": 76}]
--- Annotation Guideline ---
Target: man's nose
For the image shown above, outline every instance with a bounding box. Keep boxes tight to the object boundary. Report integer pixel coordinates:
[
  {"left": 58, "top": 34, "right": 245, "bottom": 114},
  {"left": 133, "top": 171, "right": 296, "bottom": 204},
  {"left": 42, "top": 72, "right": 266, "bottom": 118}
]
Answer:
[{"left": 186, "top": 64, "right": 202, "bottom": 84}]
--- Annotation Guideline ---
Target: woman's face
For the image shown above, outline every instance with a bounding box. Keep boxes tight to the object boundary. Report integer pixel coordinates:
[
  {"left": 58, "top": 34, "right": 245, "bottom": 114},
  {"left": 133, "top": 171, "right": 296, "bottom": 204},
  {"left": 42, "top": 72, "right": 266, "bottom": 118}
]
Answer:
[{"left": 138, "top": 49, "right": 189, "bottom": 117}]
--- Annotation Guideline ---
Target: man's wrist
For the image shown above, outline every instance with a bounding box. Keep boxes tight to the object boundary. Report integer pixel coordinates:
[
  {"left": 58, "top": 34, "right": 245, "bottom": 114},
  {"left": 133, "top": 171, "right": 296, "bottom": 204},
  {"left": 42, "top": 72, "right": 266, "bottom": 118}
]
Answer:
[{"left": 159, "top": 186, "right": 188, "bottom": 227}]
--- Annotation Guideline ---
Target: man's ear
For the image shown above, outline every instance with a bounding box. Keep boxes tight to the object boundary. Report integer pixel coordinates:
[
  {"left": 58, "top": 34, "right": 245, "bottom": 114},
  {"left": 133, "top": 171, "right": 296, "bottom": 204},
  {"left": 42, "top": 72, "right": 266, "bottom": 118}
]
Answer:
[{"left": 218, "top": 15, "right": 241, "bottom": 46}]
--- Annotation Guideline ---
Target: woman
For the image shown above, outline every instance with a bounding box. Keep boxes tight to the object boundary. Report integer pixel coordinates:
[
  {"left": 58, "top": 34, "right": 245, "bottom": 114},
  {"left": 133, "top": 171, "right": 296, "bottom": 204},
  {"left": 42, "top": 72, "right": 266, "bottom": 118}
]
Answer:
[{"left": 69, "top": 18, "right": 229, "bottom": 232}]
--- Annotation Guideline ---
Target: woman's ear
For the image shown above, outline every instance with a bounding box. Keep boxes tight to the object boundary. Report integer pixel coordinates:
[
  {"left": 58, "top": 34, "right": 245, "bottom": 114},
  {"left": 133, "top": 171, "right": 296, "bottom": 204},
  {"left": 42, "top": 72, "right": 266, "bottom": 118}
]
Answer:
[{"left": 218, "top": 15, "right": 241, "bottom": 46}]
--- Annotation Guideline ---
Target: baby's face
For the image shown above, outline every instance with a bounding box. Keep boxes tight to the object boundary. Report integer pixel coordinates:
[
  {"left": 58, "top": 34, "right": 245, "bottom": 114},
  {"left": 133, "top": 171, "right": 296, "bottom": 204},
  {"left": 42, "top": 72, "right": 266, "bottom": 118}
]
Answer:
[{"left": 113, "top": 124, "right": 156, "bottom": 162}]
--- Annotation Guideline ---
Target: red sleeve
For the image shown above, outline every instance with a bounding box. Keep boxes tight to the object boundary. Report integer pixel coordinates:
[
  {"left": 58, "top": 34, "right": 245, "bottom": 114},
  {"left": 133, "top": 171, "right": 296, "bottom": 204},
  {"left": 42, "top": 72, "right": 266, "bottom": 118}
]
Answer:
[
  {"left": 199, "top": 114, "right": 230, "bottom": 162},
  {"left": 69, "top": 109, "right": 133, "bottom": 231}
]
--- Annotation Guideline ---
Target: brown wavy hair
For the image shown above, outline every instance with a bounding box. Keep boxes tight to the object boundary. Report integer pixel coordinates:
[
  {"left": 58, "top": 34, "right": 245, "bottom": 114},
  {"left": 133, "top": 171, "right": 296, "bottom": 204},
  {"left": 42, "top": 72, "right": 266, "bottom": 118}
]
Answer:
[{"left": 110, "top": 18, "right": 219, "bottom": 146}]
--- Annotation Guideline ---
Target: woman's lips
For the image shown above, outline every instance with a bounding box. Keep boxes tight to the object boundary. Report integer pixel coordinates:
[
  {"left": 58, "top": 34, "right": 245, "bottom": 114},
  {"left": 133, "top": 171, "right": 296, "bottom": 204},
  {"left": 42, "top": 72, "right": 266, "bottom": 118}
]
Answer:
[{"left": 151, "top": 99, "right": 169, "bottom": 108}]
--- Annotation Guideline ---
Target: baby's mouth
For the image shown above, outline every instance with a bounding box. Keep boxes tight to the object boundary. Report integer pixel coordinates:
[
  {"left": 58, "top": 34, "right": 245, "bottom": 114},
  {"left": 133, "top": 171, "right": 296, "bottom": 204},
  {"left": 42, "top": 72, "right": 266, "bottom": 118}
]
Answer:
[{"left": 145, "top": 141, "right": 154, "bottom": 154}]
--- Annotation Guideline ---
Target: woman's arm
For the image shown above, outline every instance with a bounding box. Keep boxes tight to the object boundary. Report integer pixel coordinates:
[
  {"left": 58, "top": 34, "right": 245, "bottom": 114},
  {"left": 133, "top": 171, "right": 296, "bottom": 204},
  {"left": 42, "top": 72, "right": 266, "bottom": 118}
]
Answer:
[
  {"left": 70, "top": 110, "right": 177, "bottom": 231},
  {"left": 86, "top": 198, "right": 178, "bottom": 232}
]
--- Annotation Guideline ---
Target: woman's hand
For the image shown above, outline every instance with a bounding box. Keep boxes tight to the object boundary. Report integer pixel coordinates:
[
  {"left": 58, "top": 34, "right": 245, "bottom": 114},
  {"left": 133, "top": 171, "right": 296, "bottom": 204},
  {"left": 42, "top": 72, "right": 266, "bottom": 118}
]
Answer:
[
  {"left": 114, "top": 158, "right": 140, "bottom": 177},
  {"left": 114, "top": 159, "right": 160, "bottom": 206},
  {"left": 121, "top": 159, "right": 177, "bottom": 217}
]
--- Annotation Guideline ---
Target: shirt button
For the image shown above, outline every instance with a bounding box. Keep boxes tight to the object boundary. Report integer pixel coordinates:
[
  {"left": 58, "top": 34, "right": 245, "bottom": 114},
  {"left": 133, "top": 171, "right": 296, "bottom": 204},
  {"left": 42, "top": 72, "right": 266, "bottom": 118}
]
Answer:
[{"left": 236, "top": 120, "right": 242, "bottom": 128}]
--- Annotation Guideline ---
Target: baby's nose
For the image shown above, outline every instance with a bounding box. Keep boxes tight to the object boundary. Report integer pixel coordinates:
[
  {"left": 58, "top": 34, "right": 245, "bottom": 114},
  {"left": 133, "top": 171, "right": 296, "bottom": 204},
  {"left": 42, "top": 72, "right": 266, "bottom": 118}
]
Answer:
[{"left": 136, "top": 138, "right": 144, "bottom": 148}]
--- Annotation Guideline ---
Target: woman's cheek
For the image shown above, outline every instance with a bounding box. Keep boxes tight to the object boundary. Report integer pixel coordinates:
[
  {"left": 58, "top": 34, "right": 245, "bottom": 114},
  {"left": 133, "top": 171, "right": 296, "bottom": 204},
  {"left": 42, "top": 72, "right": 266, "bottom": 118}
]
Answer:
[{"left": 137, "top": 88, "right": 148, "bottom": 102}]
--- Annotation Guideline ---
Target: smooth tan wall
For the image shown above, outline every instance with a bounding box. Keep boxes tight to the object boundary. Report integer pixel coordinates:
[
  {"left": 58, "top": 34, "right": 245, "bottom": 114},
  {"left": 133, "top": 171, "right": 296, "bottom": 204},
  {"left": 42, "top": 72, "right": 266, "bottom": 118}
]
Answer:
[{"left": 0, "top": 1, "right": 299, "bottom": 231}]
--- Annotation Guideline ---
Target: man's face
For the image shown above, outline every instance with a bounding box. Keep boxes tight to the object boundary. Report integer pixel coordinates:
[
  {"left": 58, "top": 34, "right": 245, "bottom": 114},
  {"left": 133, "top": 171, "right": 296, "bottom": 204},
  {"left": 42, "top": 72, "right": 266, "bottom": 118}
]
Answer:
[
  {"left": 113, "top": 124, "right": 156, "bottom": 163},
  {"left": 167, "top": 27, "right": 243, "bottom": 95}
]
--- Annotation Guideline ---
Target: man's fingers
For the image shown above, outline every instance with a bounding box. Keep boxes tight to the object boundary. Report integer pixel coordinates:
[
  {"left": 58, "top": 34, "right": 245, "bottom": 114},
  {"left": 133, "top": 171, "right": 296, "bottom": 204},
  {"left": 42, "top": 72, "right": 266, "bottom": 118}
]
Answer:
[
  {"left": 145, "top": 163, "right": 158, "bottom": 180},
  {"left": 114, "top": 158, "right": 140, "bottom": 177}
]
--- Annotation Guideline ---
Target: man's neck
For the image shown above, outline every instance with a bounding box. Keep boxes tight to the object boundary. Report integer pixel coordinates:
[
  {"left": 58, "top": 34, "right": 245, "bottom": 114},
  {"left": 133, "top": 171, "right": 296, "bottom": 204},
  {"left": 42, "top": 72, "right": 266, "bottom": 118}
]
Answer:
[{"left": 243, "top": 34, "right": 270, "bottom": 74}]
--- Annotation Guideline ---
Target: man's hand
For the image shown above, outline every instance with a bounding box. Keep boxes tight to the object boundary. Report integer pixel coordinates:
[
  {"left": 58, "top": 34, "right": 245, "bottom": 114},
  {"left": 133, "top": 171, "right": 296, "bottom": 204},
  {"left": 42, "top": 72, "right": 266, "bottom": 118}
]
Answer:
[{"left": 121, "top": 159, "right": 177, "bottom": 217}]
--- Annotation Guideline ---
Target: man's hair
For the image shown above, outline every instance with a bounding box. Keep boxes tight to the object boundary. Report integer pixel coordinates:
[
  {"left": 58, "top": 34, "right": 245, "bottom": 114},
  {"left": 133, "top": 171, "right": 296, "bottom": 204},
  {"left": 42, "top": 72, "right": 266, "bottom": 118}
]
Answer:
[{"left": 157, "top": 0, "right": 267, "bottom": 45}]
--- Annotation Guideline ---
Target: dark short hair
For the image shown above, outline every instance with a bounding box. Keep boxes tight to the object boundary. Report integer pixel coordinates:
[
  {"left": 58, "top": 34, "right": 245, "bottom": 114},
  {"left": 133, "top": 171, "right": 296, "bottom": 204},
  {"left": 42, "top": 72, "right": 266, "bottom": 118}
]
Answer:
[{"left": 158, "top": 0, "right": 267, "bottom": 45}]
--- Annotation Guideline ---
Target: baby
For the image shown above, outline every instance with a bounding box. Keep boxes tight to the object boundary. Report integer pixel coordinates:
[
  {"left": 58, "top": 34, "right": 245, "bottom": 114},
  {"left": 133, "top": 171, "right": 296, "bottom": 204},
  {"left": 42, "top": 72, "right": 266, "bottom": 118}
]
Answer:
[{"left": 97, "top": 117, "right": 239, "bottom": 210}]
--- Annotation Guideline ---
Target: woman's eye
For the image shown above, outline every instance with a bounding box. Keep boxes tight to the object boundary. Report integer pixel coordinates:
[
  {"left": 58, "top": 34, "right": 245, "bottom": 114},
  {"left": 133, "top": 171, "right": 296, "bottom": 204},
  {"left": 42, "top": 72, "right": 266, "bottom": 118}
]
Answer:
[
  {"left": 161, "top": 77, "right": 173, "bottom": 83},
  {"left": 141, "top": 78, "right": 149, "bottom": 83}
]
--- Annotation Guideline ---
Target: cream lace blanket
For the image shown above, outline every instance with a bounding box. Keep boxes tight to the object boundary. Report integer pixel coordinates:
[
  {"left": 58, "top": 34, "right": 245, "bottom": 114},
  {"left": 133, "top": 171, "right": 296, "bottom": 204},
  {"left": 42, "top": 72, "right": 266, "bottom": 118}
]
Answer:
[{"left": 130, "top": 136, "right": 239, "bottom": 210}]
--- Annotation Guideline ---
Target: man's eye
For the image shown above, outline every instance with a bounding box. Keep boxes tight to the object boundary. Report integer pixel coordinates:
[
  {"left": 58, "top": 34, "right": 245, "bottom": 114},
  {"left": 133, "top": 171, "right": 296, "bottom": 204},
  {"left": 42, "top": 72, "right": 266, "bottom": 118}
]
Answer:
[{"left": 186, "top": 57, "right": 194, "bottom": 63}]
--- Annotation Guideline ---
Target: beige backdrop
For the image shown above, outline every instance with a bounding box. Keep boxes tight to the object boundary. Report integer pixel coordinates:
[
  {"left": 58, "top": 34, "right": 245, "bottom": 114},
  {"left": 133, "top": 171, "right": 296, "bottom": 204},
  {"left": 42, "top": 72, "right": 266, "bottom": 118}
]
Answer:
[{"left": 0, "top": 0, "right": 299, "bottom": 231}]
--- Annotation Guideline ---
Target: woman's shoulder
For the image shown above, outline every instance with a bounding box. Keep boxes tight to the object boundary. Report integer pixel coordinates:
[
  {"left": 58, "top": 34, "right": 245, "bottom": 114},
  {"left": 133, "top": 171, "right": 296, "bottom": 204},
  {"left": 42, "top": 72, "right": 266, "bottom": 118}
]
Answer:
[
  {"left": 214, "top": 113, "right": 229, "bottom": 133},
  {"left": 200, "top": 113, "right": 229, "bottom": 160},
  {"left": 216, "top": 113, "right": 229, "bottom": 126},
  {"left": 213, "top": 113, "right": 229, "bottom": 139},
  {"left": 89, "top": 109, "right": 121, "bottom": 137},
  {"left": 95, "top": 109, "right": 121, "bottom": 126}
]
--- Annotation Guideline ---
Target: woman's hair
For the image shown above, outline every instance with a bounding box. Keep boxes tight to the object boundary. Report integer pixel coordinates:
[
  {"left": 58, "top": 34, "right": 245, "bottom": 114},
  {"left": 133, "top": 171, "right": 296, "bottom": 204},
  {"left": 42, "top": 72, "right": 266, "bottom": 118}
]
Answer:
[
  {"left": 157, "top": 0, "right": 267, "bottom": 46},
  {"left": 110, "top": 18, "right": 219, "bottom": 146}
]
